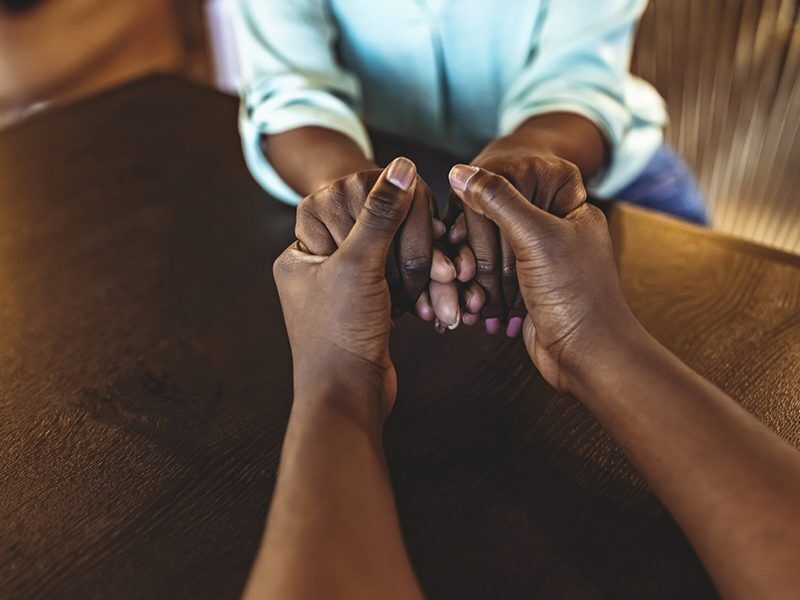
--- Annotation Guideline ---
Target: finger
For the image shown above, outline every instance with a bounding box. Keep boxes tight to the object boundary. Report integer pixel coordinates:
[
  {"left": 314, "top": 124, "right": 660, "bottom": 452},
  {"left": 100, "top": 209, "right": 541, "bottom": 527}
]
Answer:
[
  {"left": 415, "top": 289, "right": 434, "bottom": 321},
  {"left": 431, "top": 247, "right": 457, "bottom": 283},
  {"left": 462, "top": 312, "right": 480, "bottom": 326},
  {"left": 448, "top": 213, "right": 467, "bottom": 244},
  {"left": 549, "top": 162, "right": 587, "bottom": 217},
  {"left": 485, "top": 317, "right": 502, "bottom": 335},
  {"left": 340, "top": 157, "right": 417, "bottom": 269},
  {"left": 272, "top": 241, "right": 326, "bottom": 284},
  {"left": 295, "top": 200, "right": 338, "bottom": 255},
  {"left": 462, "top": 281, "right": 485, "bottom": 314},
  {"left": 433, "top": 218, "right": 447, "bottom": 239},
  {"left": 398, "top": 179, "right": 435, "bottom": 304},
  {"left": 454, "top": 243, "right": 476, "bottom": 283},
  {"left": 429, "top": 281, "right": 460, "bottom": 330},
  {"left": 500, "top": 233, "right": 518, "bottom": 317},
  {"left": 506, "top": 316, "right": 524, "bottom": 338},
  {"left": 462, "top": 204, "right": 503, "bottom": 318},
  {"left": 449, "top": 165, "right": 560, "bottom": 253}
]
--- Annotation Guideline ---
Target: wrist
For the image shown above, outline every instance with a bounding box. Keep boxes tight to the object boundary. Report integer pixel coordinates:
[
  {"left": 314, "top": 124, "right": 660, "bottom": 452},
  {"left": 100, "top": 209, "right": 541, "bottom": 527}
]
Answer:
[
  {"left": 260, "top": 128, "right": 379, "bottom": 196},
  {"left": 499, "top": 113, "right": 608, "bottom": 178},
  {"left": 564, "top": 312, "right": 659, "bottom": 400},
  {"left": 292, "top": 357, "right": 390, "bottom": 438}
]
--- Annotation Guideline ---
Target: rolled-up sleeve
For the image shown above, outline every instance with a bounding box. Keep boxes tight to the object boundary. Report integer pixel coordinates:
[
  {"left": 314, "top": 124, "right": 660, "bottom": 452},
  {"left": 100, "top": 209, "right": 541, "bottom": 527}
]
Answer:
[
  {"left": 498, "top": 0, "right": 665, "bottom": 195},
  {"left": 233, "top": 0, "right": 373, "bottom": 204}
]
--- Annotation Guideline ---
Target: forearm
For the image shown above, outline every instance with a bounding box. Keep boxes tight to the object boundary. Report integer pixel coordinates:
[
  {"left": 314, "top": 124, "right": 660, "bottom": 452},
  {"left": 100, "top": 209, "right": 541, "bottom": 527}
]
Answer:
[
  {"left": 261, "top": 126, "right": 378, "bottom": 196},
  {"left": 498, "top": 112, "right": 608, "bottom": 180},
  {"left": 573, "top": 322, "right": 800, "bottom": 599},
  {"left": 244, "top": 386, "right": 422, "bottom": 600}
]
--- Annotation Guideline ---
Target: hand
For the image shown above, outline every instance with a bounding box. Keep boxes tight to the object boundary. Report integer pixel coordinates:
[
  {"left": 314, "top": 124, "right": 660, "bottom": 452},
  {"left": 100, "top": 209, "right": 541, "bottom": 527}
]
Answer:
[
  {"left": 446, "top": 136, "right": 587, "bottom": 336},
  {"left": 449, "top": 165, "right": 636, "bottom": 393},
  {"left": 274, "top": 158, "right": 419, "bottom": 427},
  {"left": 294, "top": 167, "right": 458, "bottom": 324}
]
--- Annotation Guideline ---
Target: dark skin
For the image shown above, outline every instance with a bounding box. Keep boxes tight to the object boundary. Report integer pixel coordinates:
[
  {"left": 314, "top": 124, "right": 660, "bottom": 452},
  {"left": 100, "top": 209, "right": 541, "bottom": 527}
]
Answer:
[
  {"left": 447, "top": 112, "right": 608, "bottom": 334},
  {"left": 264, "top": 128, "right": 465, "bottom": 326},
  {"left": 247, "top": 158, "right": 425, "bottom": 600},
  {"left": 262, "top": 112, "right": 606, "bottom": 335},
  {"left": 250, "top": 161, "right": 800, "bottom": 600}
]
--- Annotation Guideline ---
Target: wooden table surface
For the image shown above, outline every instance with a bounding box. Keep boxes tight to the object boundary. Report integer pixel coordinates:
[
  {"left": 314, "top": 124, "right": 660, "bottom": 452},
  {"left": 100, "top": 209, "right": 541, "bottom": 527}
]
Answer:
[{"left": 1, "top": 77, "right": 799, "bottom": 599}]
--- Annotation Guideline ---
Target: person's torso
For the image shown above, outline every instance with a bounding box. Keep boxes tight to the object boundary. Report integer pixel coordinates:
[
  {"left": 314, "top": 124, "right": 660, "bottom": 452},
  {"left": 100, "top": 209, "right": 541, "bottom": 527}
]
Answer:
[{"left": 328, "top": 0, "right": 547, "bottom": 156}]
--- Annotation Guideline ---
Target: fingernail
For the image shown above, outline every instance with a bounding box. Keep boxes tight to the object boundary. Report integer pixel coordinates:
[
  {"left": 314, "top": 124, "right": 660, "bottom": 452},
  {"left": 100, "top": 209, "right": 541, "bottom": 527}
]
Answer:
[
  {"left": 506, "top": 316, "right": 523, "bottom": 338},
  {"left": 446, "top": 258, "right": 457, "bottom": 280},
  {"left": 386, "top": 157, "right": 416, "bottom": 190},
  {"left": 449, "top": 164, "right": 479, "bottom": 192},
  {"left": 485, "top": 317, "right": 501, "bottom": 334},
  {"left": 433, "top": 219, "right": 447, "bottom": 238},
  {"left": 448, "top": 307, "right": 461, "bottom": 330},
  {"left": 462, "top": 312, "right": 479, "bottom": 326},
  {"left": 453, "top": 254, "right": 463, "bottom": 279},
  {"left": 415, "top": 291, "right": 434, "bottom": 321},
  {"left": 466, "top": 291, "right": 483, "bottom": 313}
]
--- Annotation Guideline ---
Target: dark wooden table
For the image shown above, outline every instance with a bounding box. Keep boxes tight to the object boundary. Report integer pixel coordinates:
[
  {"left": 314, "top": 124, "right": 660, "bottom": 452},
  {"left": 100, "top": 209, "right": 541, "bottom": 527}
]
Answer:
[{"left": 1, "top": 77, "right": 799, "bottom": 599}]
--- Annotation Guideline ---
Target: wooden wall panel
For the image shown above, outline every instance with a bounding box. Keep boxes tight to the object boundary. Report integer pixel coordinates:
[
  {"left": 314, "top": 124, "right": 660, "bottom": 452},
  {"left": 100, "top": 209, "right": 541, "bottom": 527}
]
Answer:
[{"left": 633, "top": 0, "right": 800, "bottom": 255}]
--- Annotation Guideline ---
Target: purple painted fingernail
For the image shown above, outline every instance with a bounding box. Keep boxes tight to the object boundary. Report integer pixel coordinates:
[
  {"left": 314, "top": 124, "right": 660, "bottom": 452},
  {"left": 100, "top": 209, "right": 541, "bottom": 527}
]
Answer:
[
  {"left": 417, "top": 303, "right": 433, "bottom": 321},
  {"left": 506, "top": 316, "right": 523, "bottom": 338},
  {"left": 485, "top": 317, "right": 501, "bottom": 334}
]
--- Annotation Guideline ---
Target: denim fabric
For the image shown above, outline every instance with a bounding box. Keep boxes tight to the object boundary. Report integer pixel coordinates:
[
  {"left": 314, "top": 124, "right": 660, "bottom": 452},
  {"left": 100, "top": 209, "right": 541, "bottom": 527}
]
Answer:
[{"left": 613, "top": 145, "right": 708, "bottom": 225}]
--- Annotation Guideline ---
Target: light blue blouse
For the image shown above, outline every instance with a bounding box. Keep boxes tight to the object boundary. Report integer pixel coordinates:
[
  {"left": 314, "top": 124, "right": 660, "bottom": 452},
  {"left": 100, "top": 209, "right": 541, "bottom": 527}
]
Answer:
[{"left": 233, "top": 0, "right": 667, "bottom": 205}]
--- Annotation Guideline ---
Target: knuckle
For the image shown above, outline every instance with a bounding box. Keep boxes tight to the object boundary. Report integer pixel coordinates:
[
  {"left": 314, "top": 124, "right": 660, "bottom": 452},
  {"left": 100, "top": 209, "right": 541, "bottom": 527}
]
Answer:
[
  {"left": 295, "top": 195, "right": 316, "bottom": 218},
  {"left": 531, "top": 155, "right": 554, "bottom": 172},
  {"left": 475, "top": 256, "right": 498, "bottom": 276},
  {"left": 563, "top": 160, "right": 581, "bottom": 179},
  {"left": 584, "top": 203, "right": 607, "bottom": 225},
  {"left": 272, "top": 252, "right": 290, "bottom": 282},
  {"left": 574, "top": 185, "right": 588, "bottom": 204},
  {"left": 474, "top": 171, "right": 516, "bottom": 211},
  {"left": 503, "top": 169, "right": 525, "bottom": 193},
  {"left": 337, "top": 174, "right": 361, "bottom": 197},
  {"left": 363, "top": 190, "right": 404, "bottom": 226},
  {"left": 294, "top": 207, "right": 311, "bottom": 236},
  {"left": 400, "top": 254, "right": 430, "bottom": 279}
]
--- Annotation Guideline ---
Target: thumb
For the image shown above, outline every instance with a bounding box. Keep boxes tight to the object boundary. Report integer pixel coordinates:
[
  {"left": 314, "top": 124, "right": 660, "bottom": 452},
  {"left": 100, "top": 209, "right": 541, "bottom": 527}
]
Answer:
[
  {"left": 448, "top": 164, "right": 558, "bottom": 251},
  {"left": 339, "top": 157, "right": 417, "bottom": 269}
]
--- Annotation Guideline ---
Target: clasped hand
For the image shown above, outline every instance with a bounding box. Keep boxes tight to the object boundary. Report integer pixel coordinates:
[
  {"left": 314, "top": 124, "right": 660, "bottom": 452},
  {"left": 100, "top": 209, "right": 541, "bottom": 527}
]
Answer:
[{"left": 274, "top": 157, "right": 634, "bottom": 428}]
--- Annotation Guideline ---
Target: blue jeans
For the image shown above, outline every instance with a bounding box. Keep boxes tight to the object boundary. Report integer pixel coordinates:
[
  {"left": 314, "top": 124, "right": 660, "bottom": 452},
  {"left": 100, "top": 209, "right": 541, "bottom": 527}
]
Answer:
[{"left": 613, "top": 145, "right": 708, "bottom": 225}]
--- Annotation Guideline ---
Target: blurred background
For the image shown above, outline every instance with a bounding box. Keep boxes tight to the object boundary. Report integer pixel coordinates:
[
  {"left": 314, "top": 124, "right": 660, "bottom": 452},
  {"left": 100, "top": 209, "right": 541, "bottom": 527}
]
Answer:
[{"left": 1, "top": 0, "right": 798, "bottom": 254}]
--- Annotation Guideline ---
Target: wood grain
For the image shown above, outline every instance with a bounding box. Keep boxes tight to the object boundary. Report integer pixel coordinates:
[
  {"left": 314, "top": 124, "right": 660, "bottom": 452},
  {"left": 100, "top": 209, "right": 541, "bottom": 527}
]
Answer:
[{"left": 1, "top": 77, "right": 799, "bottom": 599}]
